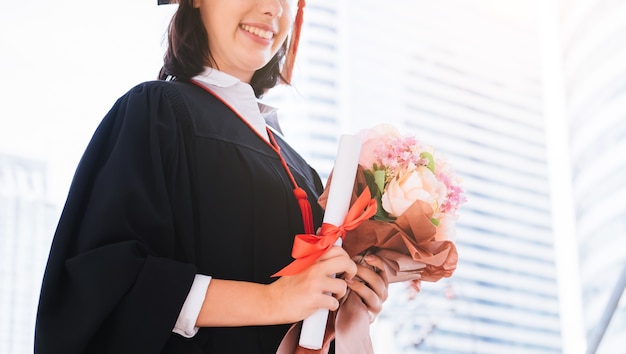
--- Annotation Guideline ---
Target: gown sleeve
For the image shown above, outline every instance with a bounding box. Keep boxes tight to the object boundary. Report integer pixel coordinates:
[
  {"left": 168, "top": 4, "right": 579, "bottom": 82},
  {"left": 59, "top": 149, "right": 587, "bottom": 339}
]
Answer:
[{"left": 35, "top": 81, "right": 199, "bottom": 354}]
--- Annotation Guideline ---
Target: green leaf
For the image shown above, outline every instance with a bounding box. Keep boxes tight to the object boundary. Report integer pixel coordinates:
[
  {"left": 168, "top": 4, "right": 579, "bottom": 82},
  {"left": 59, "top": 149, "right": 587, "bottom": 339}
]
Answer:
[
  {"left": 365, "top": 169, "right": 396, "bottom": 221},
  {"left": 420, "top": 151, "right": 435, "bottom": 173},
  {"left": 431, "top": 217, "right": 440, "bottom": 226},
  {"left": 363, "top": 170, "right": 381, "bottom": 197},
  {"left": 374, "top": 170, "right": 386, "bottom": 194},
  {"left": 374, "top": 196, "right": 396, "bottom": 222}
]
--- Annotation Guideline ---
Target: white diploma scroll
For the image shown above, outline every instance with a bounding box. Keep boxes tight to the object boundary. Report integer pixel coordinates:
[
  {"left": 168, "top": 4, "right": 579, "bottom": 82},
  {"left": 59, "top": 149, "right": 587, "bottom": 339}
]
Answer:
[{"left": 298, "top": 134, "right": 362, "bottom": 350}]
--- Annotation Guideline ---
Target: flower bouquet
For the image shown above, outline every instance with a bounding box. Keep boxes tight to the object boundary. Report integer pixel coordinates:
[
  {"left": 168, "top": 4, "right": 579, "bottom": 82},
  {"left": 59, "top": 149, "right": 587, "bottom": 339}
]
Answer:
[
  {"left": 318, "top": 123, "right": 466, "bottom": 353},
  {"left": 346, "top": 123, "right": 464, "bottom": 283},
  {"left": 277, "top": 124, "right": 465, "bottom": 354}
]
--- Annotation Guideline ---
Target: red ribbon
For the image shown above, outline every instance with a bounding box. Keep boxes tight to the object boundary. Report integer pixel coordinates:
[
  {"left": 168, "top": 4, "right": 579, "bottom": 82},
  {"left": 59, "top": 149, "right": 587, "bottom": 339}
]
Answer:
[{"left": 273, "top": 187, "right": 377, "bottom": 277}]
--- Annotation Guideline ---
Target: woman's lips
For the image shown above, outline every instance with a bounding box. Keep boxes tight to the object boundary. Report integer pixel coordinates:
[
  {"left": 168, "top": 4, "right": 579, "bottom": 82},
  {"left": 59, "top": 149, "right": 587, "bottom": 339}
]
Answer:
[{"left": 241, "top": 24, "right": 274, "bottom": 40}]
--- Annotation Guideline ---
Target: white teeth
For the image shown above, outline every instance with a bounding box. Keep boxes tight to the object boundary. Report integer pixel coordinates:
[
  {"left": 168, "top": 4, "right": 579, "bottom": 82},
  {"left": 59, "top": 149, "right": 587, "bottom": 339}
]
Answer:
[{"left": 241, "top": 25, "right": 274, "bottom": 40}]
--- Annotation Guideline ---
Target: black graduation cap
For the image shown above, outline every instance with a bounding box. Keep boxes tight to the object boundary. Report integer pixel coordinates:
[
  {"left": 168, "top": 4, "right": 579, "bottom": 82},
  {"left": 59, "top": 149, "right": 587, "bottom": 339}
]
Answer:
[{"left": 157, "top": 0, "right": 171, "bottom": 4}]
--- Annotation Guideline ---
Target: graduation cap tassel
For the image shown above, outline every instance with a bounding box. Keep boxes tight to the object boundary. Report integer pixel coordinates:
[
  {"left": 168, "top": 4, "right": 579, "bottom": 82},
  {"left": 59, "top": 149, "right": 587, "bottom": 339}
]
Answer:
[
  {"left": 293, "top": 187, "right": 315, "bottom": 235},
  {"left": 280, "top": 0, "right": 305, "bottom": 84},
  {"left": 265, "top": 130, "right": 315, "bottom": 236}
]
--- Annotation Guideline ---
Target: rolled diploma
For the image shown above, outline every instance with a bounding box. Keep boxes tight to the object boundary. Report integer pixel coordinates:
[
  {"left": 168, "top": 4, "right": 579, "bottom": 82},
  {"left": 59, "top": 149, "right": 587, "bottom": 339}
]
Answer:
[{"left": 298, "top": 134, "right": 362, "bottom": 350}]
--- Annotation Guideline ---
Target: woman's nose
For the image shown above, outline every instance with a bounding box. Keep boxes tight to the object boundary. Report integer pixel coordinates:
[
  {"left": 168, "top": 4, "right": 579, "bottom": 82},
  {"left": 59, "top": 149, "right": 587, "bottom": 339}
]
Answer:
[{"left": 260, "top": 0, "right": 284, "bottom": 18}]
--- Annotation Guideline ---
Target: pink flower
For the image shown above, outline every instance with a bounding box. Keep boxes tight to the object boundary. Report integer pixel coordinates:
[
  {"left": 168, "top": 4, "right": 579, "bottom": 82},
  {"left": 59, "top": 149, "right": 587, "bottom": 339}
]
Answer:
[
  {"left": 356, "top": 124, "right": 401, "bottom": 168},
  {"left": 356, "top": 125, "right": 466, "bottom": 226}
]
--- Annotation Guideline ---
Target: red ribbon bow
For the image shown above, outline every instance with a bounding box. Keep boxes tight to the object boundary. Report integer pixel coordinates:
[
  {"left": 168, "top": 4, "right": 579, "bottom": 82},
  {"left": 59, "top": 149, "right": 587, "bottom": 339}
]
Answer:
[{"left": 273, "top": 187, "right": 377, "bottom": 277}]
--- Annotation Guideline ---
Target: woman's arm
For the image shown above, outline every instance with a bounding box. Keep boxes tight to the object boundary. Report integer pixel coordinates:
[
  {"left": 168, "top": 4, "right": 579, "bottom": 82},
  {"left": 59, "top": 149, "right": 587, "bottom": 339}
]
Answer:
[{"left": 196, "top": 246, "right": 357, "bottom": 326}]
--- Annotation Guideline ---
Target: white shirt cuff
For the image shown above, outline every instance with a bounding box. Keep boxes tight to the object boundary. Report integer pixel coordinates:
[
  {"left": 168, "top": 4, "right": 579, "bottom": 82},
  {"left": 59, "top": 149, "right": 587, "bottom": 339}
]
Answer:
[{"left": 173, "top": 274, "right": 212, "bottom": 338}]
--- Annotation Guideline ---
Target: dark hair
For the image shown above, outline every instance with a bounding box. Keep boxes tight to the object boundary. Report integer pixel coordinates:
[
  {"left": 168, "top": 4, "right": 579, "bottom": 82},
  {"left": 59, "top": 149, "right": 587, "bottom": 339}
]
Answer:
[{"left": 158, "top": 0, "right": 287, "bottom": 98}]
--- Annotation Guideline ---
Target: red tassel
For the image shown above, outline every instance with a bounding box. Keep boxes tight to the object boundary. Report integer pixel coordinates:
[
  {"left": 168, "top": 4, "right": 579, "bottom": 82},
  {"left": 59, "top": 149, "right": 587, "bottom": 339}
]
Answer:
[
  {"left": 266, "top": 130, "right": 315, "bottom": 238},
  {"left": 281, "top": 0, "right": 305, "bottom": 84},
  {"left": 293, "top": 187, "right": 315, "bottom": 235}
]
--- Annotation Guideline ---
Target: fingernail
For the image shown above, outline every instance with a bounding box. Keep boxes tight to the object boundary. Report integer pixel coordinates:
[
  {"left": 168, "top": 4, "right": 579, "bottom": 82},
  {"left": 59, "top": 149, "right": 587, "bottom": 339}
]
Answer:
[{"left": 364, "top": 255, "right": 375, "bottom": 262}]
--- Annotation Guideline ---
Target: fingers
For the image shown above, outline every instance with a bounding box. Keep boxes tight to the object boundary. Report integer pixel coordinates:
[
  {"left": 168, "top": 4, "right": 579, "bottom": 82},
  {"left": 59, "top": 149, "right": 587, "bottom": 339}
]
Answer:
[
  {"left": 355, "top": 264, "right": 388, "bottom": 303},
  {"left": 299, "top": 246, "right": 356, "bottom": 302},
  {"left": 317, "top": 246, "right": 358, "bottom": 279},
  {"left": 319, "top": 276, "right": 350, "bottom": 300},
  {"left": 311, "top": 290, "right": 340, "bottom": 311},
  {"left": 348, "top": 264, "right": 386, "bottom": 311},
  {"left": 363, "top": 254, "right": 385, "bottom": 274},
  {"left": 269, "top": 271, "right": 346, "bottom": 322},
  {"left": 363, "top": 254, "right": 389, "bottom": 290},
  {"left": 271, "top": 247, "right": 382, "bottom": 323},
  {"left": 345, "top": 254, "right": 391, "bottom": 321}
]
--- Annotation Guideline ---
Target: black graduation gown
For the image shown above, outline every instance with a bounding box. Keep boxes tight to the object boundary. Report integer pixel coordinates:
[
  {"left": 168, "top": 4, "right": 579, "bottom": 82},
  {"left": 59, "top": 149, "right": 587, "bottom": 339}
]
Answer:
[{"left": 35, "top": 80, "right": 325, "bottom": 354}]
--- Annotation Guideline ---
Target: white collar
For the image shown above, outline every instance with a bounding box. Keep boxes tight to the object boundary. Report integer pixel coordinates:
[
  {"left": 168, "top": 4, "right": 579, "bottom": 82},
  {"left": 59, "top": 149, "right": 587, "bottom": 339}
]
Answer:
[
  {"left": 192, "top": 68, "right": 283, "bottom": 140},
  {"left": 194, "top": 67, "right": 241, "bottom": 88}
]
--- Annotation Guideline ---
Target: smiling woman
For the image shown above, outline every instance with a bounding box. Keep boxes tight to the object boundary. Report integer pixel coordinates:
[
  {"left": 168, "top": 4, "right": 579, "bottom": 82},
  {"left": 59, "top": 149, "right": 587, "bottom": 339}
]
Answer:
[
  {"left": 157, "top": 0, "right": 295, "bottom": 96},
  {"left": 194, "top": 0, "right": 291, "bottom": 79},
  {"left": 33, "top": 0, "right": 389, "bottom": 353}
]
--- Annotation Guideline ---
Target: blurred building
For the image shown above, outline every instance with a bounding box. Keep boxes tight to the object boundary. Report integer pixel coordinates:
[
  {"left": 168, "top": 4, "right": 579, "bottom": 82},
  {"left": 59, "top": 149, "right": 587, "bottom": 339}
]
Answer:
[
  {"left": 266, "top": 0, "right": 563, "bottom": 352},
  {"left": 0, "top": 154, "right": 56, "bottom": 354},
  {"left": 558, "top": 0, "right": 626, "bottom": 352}
]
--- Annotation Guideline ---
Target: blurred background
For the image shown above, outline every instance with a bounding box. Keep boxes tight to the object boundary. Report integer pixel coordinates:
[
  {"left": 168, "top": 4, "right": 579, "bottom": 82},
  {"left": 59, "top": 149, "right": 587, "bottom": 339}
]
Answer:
[{"left": 1, "top": 0, "right": 625, "bottom": 353}]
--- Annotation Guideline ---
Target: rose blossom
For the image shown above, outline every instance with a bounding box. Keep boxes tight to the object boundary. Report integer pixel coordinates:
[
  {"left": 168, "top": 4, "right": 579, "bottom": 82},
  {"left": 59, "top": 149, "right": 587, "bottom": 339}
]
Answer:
[
  {"left": 355, "top": 124, "right": 401, "bottom": 168},
  {"left": 381, "top": 166, "right": 447, "bottom": 218}
]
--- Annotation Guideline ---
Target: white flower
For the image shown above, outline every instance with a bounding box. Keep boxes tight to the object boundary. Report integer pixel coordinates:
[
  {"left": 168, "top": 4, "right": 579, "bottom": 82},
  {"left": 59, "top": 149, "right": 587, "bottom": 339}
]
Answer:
[{"left": 381, "top": 166, "right": 447, "bottom": 218}]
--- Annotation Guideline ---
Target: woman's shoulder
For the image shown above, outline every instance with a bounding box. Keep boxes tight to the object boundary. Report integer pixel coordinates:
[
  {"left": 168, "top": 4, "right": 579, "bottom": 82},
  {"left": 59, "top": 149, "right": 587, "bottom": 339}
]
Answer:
[
  {"left": 107, "top": 80, "right": 208, "bottom": 128},
  {"left": 92, "top": 81, "right": 199, "bottom": 148},
  {"left": 122, "top": 80, "right": 194, "bottom": 105},
  {"left": 126, "top": 80, "right": 250, "bottom": 135},
  {"left": 120, "top": 80, "right": 225, "bottom": 114}
]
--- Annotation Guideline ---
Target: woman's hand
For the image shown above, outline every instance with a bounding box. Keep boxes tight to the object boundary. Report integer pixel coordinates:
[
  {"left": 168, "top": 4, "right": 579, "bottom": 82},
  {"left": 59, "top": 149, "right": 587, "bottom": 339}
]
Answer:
[
  {"left": 266, "top": 246, "right": 358, "bottom": 324},
  {"left": 196, "top": 246, "right": 356, "bottom": 327},
  {"left": 346, "top": 254, "right": 389, "bottom": 322},
  {"left": 194, "top": 249, "right": 387, "bottom": 328}
]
